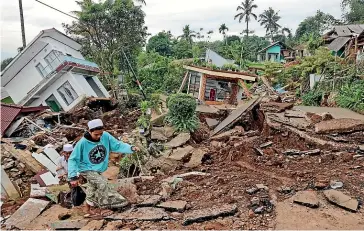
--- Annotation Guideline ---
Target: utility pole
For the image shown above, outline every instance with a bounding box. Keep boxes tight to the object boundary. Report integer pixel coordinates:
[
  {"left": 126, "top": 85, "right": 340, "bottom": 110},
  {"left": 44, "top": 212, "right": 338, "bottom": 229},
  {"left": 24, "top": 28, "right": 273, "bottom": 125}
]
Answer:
[{"left": 18, "top": 0, "right": 26, "bottom": 48}]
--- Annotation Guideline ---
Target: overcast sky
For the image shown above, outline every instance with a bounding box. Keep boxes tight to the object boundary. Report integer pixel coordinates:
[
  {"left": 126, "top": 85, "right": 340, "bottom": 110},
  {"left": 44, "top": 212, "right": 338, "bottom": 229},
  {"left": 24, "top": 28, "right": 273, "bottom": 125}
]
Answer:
[{"left": 1, "top": 0, "right": 342, "bottom": 61}]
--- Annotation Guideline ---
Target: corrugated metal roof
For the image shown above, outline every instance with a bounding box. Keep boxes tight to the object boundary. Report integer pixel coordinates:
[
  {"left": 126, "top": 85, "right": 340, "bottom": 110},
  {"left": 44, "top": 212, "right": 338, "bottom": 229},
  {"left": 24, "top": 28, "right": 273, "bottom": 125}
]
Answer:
[
  {"left": 327, "top": 37, "right": 351, "bottom": 52},
  {"left": 0, "top": 104, "right": 49, "bottom": 135},
  {"left": 1, "top": 104, "right": 22, "bottom": 135},
  {"left": 333, "top": 24, "right": 364, "bottom": 36}
]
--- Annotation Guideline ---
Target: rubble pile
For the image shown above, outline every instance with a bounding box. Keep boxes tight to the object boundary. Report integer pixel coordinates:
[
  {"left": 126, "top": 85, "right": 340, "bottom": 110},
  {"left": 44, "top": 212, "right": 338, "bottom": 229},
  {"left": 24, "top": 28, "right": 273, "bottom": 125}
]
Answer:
[{"left": 1, "top": 95, "right": 364, "bottom": 230}]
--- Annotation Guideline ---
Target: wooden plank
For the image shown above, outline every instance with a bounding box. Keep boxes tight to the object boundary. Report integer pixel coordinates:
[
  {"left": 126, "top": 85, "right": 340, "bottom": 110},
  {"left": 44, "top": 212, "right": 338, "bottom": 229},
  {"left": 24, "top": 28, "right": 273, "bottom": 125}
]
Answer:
[
  {"left": 199, "top": 74, "right": 207, "bottom": 101},
  {"left": 178, "top": 71, "right": 189, "bottom": 93},
  {"left": 238, "top": 79, "right": 252, "bottom": 99},
  {"left": 43, "top": 148, "right": 61, "bottom": 165},
  {"left": 32, "top": 152, "right": 57, "bottom": 175},
  {"left": 183, "top": 65, "right": 256, "bottom": 81},
  {"left": 212, "top": 97, "right": 261, "bottom": 136},
  {"left": 1, "top": 166, "right": 20, "bottom": 199}
]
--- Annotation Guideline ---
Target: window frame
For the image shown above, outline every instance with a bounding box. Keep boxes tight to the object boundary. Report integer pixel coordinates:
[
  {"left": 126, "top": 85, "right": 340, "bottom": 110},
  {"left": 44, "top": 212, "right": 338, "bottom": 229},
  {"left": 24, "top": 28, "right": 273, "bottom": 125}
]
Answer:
[{"left": 57, "top": 81, "right": 79, "bottom": 106}]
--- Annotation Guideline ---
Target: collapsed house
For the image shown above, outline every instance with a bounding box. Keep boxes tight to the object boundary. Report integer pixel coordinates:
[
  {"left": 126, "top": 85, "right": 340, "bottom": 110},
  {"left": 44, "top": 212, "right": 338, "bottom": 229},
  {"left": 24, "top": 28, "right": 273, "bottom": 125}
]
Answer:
[
  {"left": 1, "top": 28, "right": 109, "bottom": 112},
  {"left": 324, "top": 24, "right": 364, "bottom": 61},
  {"left": 181, "top": 65, "right": 256, "bottom": 105},
  {"left": 257, "top": 41, "right": 295, "bottom": 63}
]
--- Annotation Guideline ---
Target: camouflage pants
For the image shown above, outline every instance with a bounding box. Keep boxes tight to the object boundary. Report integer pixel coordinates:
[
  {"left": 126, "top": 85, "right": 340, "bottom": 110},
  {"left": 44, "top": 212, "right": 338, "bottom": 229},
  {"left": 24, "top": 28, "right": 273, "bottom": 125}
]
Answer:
[{"left": 80, "top": 171, "right": 128, "bottom": 209}]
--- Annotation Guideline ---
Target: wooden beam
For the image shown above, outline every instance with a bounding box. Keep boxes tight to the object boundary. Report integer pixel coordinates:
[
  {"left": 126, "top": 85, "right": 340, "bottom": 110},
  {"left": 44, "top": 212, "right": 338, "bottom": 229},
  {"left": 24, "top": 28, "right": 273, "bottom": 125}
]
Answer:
[
  {"left": 178, "top": 71, "right": 189, "bottom": 93},
  {"left": 199, "top": 74, "right": 207, "bottom": 101},
  {"left": 183, "top": 65, "right": 256, "bottom": 81},
  {"left": 238, "top": 79, "right": 252, "bottom": 99}
]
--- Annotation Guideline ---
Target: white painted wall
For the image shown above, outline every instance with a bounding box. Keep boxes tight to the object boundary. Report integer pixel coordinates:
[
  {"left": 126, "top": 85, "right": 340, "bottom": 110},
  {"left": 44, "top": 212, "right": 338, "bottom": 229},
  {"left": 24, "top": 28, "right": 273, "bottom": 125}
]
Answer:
[
  {"left": 5, "top": 44, "right": 52, "bottom": 103},
  {"left": 41, "top": 37, "right": 83, "bottom": 59},
  {"left": 30, "top": 72, "right": 85, "bottom": 111},
  {"left": 72, "top": 73, "right": 110, "bottom": 98}
]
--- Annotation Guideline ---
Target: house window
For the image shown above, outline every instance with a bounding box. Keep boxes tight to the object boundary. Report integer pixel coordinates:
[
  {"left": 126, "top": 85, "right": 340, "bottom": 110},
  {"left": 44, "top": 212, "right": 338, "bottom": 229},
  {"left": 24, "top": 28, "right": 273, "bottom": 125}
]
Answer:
[
  {"left": 57, "top": 81, "right": 78, "bottom": 106},
  {"left": 44, "top": 50, "right": 63, "bottom": 70},
  {"left": 36, "top": 63, "right": 46, "bottom": 77}
]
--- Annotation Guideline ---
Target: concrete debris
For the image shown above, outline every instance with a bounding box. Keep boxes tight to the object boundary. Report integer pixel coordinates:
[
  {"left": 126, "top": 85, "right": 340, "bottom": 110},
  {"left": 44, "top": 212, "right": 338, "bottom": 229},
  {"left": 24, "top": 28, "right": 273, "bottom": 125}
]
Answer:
[
  {"left": 196, "top": 105, "right": 220, "bottom": 114},
  {"left": 151, "top": 112, "right": 167, "bottom": 126},
  {"left": 315, "top": 118, "right": 364, "bottom": 134},
  {"left": 185, "top": 149, "right": 207, "bottom": 168},
  {"left": 205, "top": 118, "right": 219, "bottom": 129},
  {"left": 162, "top": 171, "right": 210, "bottom": 184},
  {"left": 277, "top": 186, "right": 292, "bottom": 194},
  {"left": 251, "top": 197, "right": 260, "bottom": 206},
  {"left": 167, "top": 145, "right": 194, "bottom": 161},
  {"left": 246, "top": 187, "right": 259, "bottom": 195},
  {"left": 165, "top": 133, "right": 191, "bottom": 148},
  {"left": 50, "top": 219, "right": 89, "bottom": 230},
  {"left": 4, "top": 198, "right": 51, "bottom": 229},
  {"left": 283, "top": 149, "right": 321, "bottom": 156},
  {"left": 103, "top": 221, "right": 123, "bottom": 230},
  {"left": 323, "top": 190, "right": 359, "bottom": 212},
  {"left": 254, "top": 148, "right": 264, "bottom": 156},
  {"left": 254, "top": 206, "right": 265, "bottom": 214},
  {"left": 301, "top": 149, "right": 321, "bottom": 156},
  {"left": 256, "top": 184, "right": 269, "bottom": 191},
  {"left": 210, "top": 129, "right": 240, "bottom": 142},
  {"left": 80, "top": 219, "right": 104, "bottom": 230},
  {"left": 151, "top": 128, "right": 168, "bottom": 141},
  {"left": 284, "top": 110, "right": 306, "bottom": 118},
  {"left": 157, "top": 200, "right": 188, "bottom": 212},
  {"left": 259, "top": 141, "right": 273, "bottom": 148},
  {"left": 293, "top": 191, "right": 320, "bottom": 208},
  {"left": 261, "top": 102, "right": 294, "bottom": 113},
  {"left": 330, "top": 180, "right": 344, "bottom": 189},
  {"left": 183, "top": 204, "right": 238, "bottom": 226},
  {"left": 107, "top": 207, "right": 170, "bottom": 221},
  {"left": 137, "top": 195, "right": 162, "bottom": 207}
]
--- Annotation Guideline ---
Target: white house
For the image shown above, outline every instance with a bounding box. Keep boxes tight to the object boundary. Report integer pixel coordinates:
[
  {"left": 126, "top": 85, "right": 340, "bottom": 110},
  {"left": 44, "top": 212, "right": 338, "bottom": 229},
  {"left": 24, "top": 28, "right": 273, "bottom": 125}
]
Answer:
[{"left": 1, "top": 28, "right": 109, "bottom": 112}]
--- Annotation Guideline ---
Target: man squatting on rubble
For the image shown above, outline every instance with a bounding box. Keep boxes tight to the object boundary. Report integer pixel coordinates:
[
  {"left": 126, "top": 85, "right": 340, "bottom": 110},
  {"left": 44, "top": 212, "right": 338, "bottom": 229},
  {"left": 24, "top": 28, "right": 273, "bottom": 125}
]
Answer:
[
  {"left": 56, "top": 144, "right": 73, "bottom": 182},
  {"left": 68, "top": 119, "right": 140, "bottom": 217}
]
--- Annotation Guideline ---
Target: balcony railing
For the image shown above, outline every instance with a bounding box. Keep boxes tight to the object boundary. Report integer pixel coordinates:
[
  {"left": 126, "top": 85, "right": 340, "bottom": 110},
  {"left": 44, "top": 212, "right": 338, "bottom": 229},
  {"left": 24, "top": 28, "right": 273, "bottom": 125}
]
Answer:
[{"left": 20, "top": 54, "right": 100, "bottom": 105}]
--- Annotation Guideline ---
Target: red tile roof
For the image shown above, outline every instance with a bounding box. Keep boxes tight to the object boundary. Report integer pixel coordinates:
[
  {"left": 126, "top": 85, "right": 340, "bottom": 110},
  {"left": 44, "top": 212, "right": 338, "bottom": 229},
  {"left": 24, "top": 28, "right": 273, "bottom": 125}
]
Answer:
[{"left": 0, "top": 104, "right": 49, "bottom": 136}]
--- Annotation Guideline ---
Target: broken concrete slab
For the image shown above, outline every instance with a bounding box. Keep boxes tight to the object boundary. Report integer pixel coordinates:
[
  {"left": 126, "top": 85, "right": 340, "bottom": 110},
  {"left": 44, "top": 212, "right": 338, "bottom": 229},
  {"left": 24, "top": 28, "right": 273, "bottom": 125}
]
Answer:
[
  {"left": 210, "top": 129, "right": 241, "bottom": 142},
  {"left": 283, "top": 149, "right": 301, "bottom": 155},
  {"left": 284, "top": 109, "right": 306, "bottom": 118},
  {"left": 183, "top": 204, "right": 238, "bottom": 226},
  {"left": 165, "top": 133, "right": 191, "bottom": 148},
  {"left": 5, "top": 198, "right": 50, "bottom": 229},
  {"left": 50, "top": 219, "right": 89, "bottom": 230},
  {"left": 167, "top": 145, "right": 194, "bottom": 161},
  {"left": 293, "top": 191, "right": 320, "bottom": 208},
  {"left": 184, "top": 149, "right": 207, "bottom": 168},
  {"left": 293, "top": 106, "right": 364, "bottom": 120},
  {"left": 151, "top": 128, "right": 168, "bottom": 141},
  {"left": 196, "top": 105, "right": 220, "bottom": 114},
  {"left": 102, "top": 166, "right": 120, "bottom": 180},
  {"left": 80, "top": 220, "right": 104, "bottom": 230},
  {"left": 137, "top": 195, "right": 162, "bottom": 207},
  {"left": 107, "top": 207, "right": 169, "bottom": 221},
  {"left": 261, "top": 102, "right": 294, "bottom": 113},
  {"left": 151, "top": 112, "right": 167, "bottom": 126},
  {"left": 256, "top": 184, "right": 269, "bottom": 191},
  {"left": 323, "top": 190, "right": 358, "bottom": 212},
  {"left": 315, "top": 118, "right": 364, "bottom": 134},
  {"left": 162, "top": 171, "right": 210, "bottom": 183},
  {"left": 259, "top": 141, "right": 273, "bottom": 148},
  {"left": 212, "top": 97, "right": 261, "bottom": 136},
  {"left": 1, "top": 166, "right": 20, "bottom": 200},
  {"left": 164, "top": 126, "right": 176, "bottom": 138},
  {"left": 43, "top": 147, "right": 61, "bottom": 165},
  {"left": 157, "top": 200, "right": 187, "bottom": 212},
  {"left": 205, "top": 118, "right": 219, "bottom": 129}
]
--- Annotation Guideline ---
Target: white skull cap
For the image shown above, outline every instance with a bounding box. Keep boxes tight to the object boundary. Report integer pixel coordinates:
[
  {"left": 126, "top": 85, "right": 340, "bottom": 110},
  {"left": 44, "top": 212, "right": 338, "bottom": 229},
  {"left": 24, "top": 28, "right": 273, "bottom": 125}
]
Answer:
[
  {"left": 63, "top": 144, "right": 73, "bottom": 152},
  {"left": 88, "top": 119, "right": 104, "bottom": 129}
]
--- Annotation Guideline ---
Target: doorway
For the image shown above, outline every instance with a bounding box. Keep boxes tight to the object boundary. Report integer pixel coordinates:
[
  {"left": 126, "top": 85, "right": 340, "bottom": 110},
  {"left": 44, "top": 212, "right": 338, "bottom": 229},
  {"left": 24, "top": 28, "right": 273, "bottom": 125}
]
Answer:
[
  {"left": 45, "top": 94, "right": 62, "bottom": 112},
  {"left": 85, "top": 76, "right": 105, "bottom": 97}
]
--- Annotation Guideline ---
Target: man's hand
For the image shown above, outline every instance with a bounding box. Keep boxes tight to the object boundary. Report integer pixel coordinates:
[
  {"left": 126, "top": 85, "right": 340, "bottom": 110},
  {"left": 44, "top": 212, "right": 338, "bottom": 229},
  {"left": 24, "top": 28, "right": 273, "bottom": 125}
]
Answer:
[
  {"left": 131, "top": 146, "right": 140, "bottom": 152},
  {"left": 70, "top": 180, "right": 79, "bottom": 187}
]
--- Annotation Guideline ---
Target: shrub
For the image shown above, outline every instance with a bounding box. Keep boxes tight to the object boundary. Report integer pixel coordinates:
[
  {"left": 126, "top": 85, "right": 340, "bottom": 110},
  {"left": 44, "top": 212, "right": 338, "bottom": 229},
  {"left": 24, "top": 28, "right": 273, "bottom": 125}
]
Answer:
[
  {"left": 126, "top": 92, "right": 142, "bottom": 108},
  {"left": 165, "top": 93, "right": 199, "bottom": 132},
  {"left": 336, "top": 80, "right": 364, "bottom": 113},
  {"left": 302, "top": 90, "right": 323, "bottom": 106}
]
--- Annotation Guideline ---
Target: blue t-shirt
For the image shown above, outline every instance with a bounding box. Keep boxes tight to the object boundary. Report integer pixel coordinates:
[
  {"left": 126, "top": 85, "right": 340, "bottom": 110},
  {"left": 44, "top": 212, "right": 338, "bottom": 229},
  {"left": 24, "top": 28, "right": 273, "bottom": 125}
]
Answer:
[{"left": 68, "top": 132, "right": 133, "bottom": 179}]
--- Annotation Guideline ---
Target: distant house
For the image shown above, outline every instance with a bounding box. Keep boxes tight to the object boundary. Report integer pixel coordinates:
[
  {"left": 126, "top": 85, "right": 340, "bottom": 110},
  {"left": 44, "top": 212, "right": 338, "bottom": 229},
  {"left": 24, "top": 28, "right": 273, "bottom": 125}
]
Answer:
[
  {"left": 180, "top": 65, "right": 256, "bottom": 105},
  {"left": 205, "top": 49, "right": 236, "bottom": 67},
  {"left": 1, "top": 28, "right": 109, "bottom": 112},
  {"left": 323, "top": 24, "right": 364, "bottom": 60},
  {"left": 293, "top": 44, "right": 310, "bottom": 58},
  {"left": 257, "top": 41, "right": 295, "bottom": 63}
]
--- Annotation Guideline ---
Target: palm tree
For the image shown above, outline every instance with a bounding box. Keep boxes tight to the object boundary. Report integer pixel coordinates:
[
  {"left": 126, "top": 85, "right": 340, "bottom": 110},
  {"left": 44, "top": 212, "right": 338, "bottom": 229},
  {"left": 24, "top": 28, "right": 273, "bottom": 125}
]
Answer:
[
  {"left": 234, "top": 0, "right": 258, "bottom": 37},
  {"left": 219, "top": 24, "right": 229, "bottom": 45},
  {"left": 281, "top": 27, "right": 292, "bottom": 39},
  {"left": 259, "top": 7, "right": 281, "bottom": 41},
  {"left": 178, "top": 25, "right": 196, "bottom": 44}
]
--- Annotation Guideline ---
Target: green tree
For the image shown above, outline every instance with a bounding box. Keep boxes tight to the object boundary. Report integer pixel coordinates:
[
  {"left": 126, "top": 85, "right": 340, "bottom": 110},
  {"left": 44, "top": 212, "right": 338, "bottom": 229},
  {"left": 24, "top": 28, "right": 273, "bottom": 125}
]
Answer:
[
  {"left": 178, "top": 25, "right": 196, "bottom": 45},
  {"left": 295, "top": 10, "right": 339, "bottom": 41},
  {"left": 1, "top": 58, "right": 13, "bottom": 71},
  {"left": 342, "top": 0, "right": 364, "bottom": 23},
  {"left": 63, "top": 0, "right": 148, "bottom": 81},
  {"left": 219, "top": 23, "right": 229, "bottom": 44},
  {"left": 172, "top": 40, "right": 193, "bottom": 59},
  {"left": 146, "top": 31, "right": 173, "bottom": 56},
  {"left": 226, "top": 35, "right": 241, "bottom": 45},
  {"left": 234, "top": 0, "right": 258, "bottom": 37},
  {"left": 259, "top": 7, "right": 281, "bottom": 41}
]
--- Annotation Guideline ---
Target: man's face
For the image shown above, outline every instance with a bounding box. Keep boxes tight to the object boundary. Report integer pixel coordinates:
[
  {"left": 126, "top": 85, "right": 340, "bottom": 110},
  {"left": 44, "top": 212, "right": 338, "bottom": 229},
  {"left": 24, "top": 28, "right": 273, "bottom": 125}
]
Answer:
[
  {"left": 64, "top": 152, "right": 71, "bottom": 160},
  {"left": 90, "top": 129, "right": 104, "bottom": 141}
]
